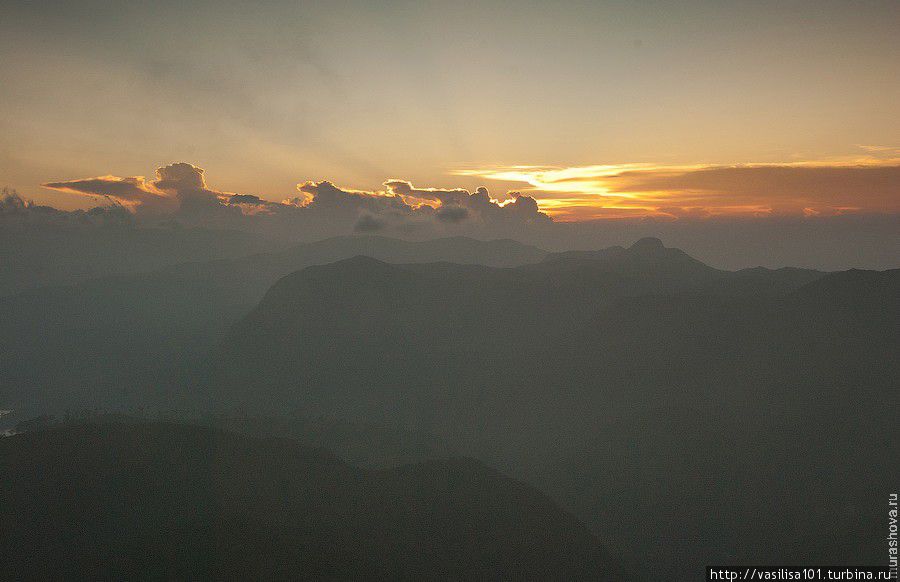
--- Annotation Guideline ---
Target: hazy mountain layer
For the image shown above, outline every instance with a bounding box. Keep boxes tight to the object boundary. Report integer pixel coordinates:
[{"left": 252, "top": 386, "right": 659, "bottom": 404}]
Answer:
[
  {"left": 3, "top": 235, "right": 893, "bottom": 579},
  {"left": 0, "top": 223, "right": 276, "bottom": 297},
  {"left": 0, "top": 235, "right": 546, "bottom": 415},
  {"left": 202, "top": 239, "right": 895, "bottom": 579}
]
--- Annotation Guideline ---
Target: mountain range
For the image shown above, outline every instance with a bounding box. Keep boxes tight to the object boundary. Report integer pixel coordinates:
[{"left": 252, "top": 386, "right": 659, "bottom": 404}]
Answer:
[
  {"left": 0, "top": 235, "right": 545, "bottom": 414},
  {"left": 1, "top": 234, "right": 895, "bottom": 580},
  {"left": 198, "top": 238, "right": 897, "bottom": 578}
]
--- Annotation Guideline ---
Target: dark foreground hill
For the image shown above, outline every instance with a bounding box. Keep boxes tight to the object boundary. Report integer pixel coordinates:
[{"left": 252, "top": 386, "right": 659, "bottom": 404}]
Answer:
[{"left": 0, "top": 422, "right": 618, "bottom": 581}]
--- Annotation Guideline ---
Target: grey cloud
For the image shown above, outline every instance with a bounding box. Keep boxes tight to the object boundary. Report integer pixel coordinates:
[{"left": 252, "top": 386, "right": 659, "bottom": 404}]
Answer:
[
  {"left": 299, "top": 181, "right": 412, "bottom": 214},
  {"left": 383, "top": 180, "right": 469, "bottom": 205},
  {"left": 228, "top": 194, "right": 268, "bottom": 205},
  {"left": 354, "top": 213, "right": 386, "bottom": 232},
  {"left": 1, "top": 188, "right": 134, "bottom": 227},
  {"left": 153, "top": 162, "right": 207, "bottom": 192},
  {"left": 42, "top": 176, "right": 161, "bottom": 206},
  {"left": 39, "top": 164, "right": 550, "bottom": 240},
  {"left": 435, "top": 205, "right": 469, "bottom": 223},
  {"left": 384, "top": 180, "right": 549, "bottom": 226}
]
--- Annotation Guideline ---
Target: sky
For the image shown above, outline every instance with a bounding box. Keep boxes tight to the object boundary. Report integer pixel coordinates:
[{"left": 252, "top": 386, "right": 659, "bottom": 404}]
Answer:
[{"left": 1, "top": 0, "right": 899, "bottom": 224}]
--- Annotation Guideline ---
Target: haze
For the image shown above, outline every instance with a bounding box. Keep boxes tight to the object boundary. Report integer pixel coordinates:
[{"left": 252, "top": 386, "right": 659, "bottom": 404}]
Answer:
[
  {"left": 1, "top": 3, "right": 898, "bottom": 580},
  {"left": 2, "top": 1, "right": 898, "bottom": 260}
]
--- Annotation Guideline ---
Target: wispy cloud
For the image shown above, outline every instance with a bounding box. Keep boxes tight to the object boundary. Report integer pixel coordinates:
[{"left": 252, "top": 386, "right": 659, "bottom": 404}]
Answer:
[{"left": 453, "top": 158, "right": 900, "bottom": 220}]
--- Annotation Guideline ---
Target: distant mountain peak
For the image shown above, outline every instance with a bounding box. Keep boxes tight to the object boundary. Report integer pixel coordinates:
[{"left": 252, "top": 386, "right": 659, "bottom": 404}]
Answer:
[{"left": 629, "top": 237, "right": 665, "bottom": 252}]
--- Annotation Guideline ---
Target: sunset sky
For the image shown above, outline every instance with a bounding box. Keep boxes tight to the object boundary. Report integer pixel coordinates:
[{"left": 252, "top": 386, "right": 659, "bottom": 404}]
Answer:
[{"left": 2, "top": 0, "right": 899, "bottom": 220}]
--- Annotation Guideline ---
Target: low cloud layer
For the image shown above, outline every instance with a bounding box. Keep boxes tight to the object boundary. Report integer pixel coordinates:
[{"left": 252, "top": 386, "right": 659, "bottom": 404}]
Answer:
[
  {"left": 456, "top": 160, "right": 900, "bottom": 220},
  {"left": 17, "top": 159, "right": 900, "bottom": 270},
  {"left": 39, "top": 163, "right": 549, "bottom": 240},
  {"left": 1, "top": 187, "right": 134, "bottom": 227}
]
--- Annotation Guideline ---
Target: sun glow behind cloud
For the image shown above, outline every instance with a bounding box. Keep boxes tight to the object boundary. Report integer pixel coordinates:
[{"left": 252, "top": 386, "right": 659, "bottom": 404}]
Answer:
[{"left": 452, "top": 156, "right": 900, "bottom": 221}]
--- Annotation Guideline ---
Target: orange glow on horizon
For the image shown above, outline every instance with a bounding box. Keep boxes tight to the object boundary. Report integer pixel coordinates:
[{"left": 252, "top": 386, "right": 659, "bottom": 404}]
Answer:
[
  {"left": 452, "top": 157, "right": 900, "bottom": 220},
  {"left": 36, "top": 154, "right": 900, "bottom": 222}
]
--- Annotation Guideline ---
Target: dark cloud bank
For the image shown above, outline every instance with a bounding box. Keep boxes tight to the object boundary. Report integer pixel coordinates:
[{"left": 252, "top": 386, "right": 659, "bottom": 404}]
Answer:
[{"left": 8, "top": 162, "right": 899, "bottom": 271}]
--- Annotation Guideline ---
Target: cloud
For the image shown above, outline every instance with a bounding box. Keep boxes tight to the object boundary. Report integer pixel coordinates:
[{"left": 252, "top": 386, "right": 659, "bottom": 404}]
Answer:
[
  {"left": 354, "top": 213, "right": 386, "bottom": 232},
  {"left": 1, "top": 188, "right": 134, "bottom": 227},
  {"left": 228, "top": 194, "right": 268, "bottom": 206},
  {"left": 383, "top": 179, "right": 549, "bottom": 226},
  {"left": 455, "top": 161, "right": 900, "bottom": 220},
  {"left": 18, "top": 162, "right": 900, "bottom": 271},
  {"left": 857, "top": 144, "right": 900, "bottom": 157},
  {"left": 150, "top": 163, "right": 237, "bottom": 221},
  {"left": 33, "top": 158, "right": 898, "bottom": 271},
  {"left": 41, "top": 163, "right": 220, "bottom": 216},
  {"left": 383, "top": 179, "right": 471, "bottom": 206},
  {"left": 39, "top": 163, "right": 550, "bottom": 239},
  {"left": 607, "top": 164, "right": 900, "bottom": 214},
  {"left": 298, "top": 180, "right": 411, "bottom": 214},
  {"left": 153, "top": 162, "right": 207, "bottom": 192},
  {"left": 41, "top": 176, "right": 166, "bottom": 209},
  {"left": 37, "top": 159, "right": 900, "bottom": 227},
  {"left": 436, "top": 205, "right": 469, "bottom": 223}
]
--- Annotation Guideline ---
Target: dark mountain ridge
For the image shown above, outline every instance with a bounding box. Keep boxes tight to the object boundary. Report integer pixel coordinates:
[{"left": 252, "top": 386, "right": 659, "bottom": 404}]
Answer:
[
  {"left": 202, "top": 238, "right": 829, "bottom": 415},
  {"left": 197, "top": 240, "right": 895, "bottom": 580},
  {"left": 2, "top": 235, "right": 891, "bottom": 580},
  {"left": 0, "top": 235, "right": 547, "bottom": 415}
]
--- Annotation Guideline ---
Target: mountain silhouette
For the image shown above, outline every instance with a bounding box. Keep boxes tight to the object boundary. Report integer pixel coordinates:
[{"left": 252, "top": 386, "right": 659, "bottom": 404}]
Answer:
[
  {"left": 0, "top": 422, "right": 619, "bottom": 581},
  {"left": 2, "top": 235, "right": 894, "bottom": 580},
  {"left": 0, "top": 223, "right": 275, "bottom": 297},
  {"left": 0, "top": 235, "right": 546, "bottom": 415},
  {"left": 199, "top": 240, "right": 896, "bottom": 579},
  {"left": 203, "top": 238, "right": 820, "bottom": 414}
]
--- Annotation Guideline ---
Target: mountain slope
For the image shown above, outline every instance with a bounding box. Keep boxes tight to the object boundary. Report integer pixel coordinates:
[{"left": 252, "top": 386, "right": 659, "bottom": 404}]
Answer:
[
  {"left": 0, "top": 235, "right": 546, "bottom": 414},
  {"left": 0, "top": 422, "right": 618, "bottom": 581},
  {"left": 529, "top": 269, "right": 899, "bottom": 576},
  {"left": 202, "top": 238, "right": 789, "bottom": 417},
  {"left": 0, "top": 223, "right": 275, "bottom": 297},
  {"left": 200, "top": 245, "right": 895, "bottom": 580}
]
